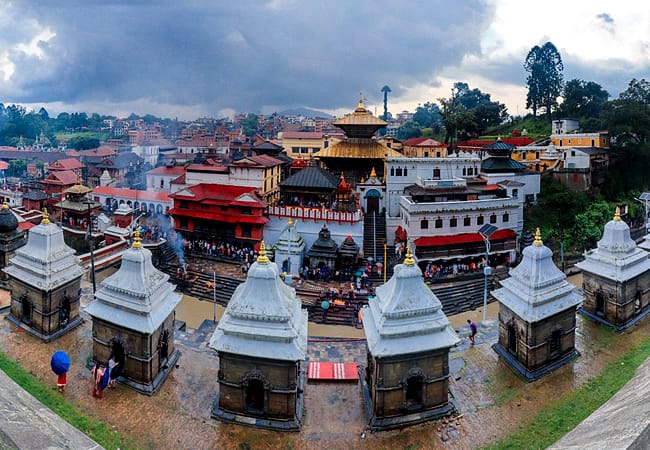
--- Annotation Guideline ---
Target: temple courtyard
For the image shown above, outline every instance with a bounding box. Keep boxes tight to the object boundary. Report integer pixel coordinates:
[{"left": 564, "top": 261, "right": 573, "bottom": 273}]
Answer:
[{"left": 0, "top": 275, "right": 648, "bottom": 449}]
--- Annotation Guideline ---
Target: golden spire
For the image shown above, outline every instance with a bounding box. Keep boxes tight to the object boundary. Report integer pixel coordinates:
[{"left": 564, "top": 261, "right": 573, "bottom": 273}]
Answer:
[
  {"left": 132, "top": 229, "right": 142, "bottom": 249},
  {"left": 613, "top": 206, "right": 621, "bottom": 221},
  {"left": 404, "top": 246, "right": 415, "bottom": 266},
  {"left": 533, "top": 228, "right": 543, "bottom": 246},
  {"left": 370, "top": 167, "right": 377, "bottom": 178},
  {"left": 288, "top": 217, "right": 294, "bottom": 227},
  {"left": 357, "top": 93, "right": 364, "bottom": 108},
  {"left": 257, "top": 241, "right": 270, "bottom": 263},
  {"left": 1, "top": 199, "right": 8, "bottom": 210},
  {"left": 41, "top": 208, "right": 50, "bottom": 225},
  {"left": 76, "top": 173, "right": 82, "bottom": 185}
]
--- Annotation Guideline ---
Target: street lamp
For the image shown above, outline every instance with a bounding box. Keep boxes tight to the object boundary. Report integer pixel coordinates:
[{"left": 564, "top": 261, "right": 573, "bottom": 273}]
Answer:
[{"left": 478, "top": 224, "right": 498, "bottom": 321}]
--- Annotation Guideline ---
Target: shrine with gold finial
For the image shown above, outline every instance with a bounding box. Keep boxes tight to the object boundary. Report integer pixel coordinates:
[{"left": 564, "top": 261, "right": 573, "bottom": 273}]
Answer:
[
  {"left": 0, "top": 195, "right": 26, "bottom": 284},
  {"left": 576, "top": 205, "right": 650, "bottom": 330}
]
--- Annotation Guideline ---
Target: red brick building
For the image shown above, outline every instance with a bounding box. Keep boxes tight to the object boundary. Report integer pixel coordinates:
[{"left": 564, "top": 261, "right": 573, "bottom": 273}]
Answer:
[{"left": 169, "top": 184, "right": 267, "bottom": 245}]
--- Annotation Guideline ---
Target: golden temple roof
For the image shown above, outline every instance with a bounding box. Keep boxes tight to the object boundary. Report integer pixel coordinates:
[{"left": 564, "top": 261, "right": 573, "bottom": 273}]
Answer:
[
  {"left": 333, "top": 95, "right": 388, "bottom": 128},
  {"left": 316, "top": 139, "right": 402, "bottom": 159}
]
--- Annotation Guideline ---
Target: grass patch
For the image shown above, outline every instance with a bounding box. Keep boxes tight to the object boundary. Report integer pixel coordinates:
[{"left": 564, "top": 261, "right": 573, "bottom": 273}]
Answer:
[
  {"left": 54, "top": 131, "right": 110, "bottom": 141},
  {"left": 486, "top": 335, "right": 650, "bottom": 449},
  {"left": 0, "top": 351, "right": 134, "bottom": 450}
]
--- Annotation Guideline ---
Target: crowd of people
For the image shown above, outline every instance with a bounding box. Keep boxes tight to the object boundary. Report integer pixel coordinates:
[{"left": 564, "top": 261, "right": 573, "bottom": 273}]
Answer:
[{"left": 184, "top": 239, "right": 256, "bottom": 263}]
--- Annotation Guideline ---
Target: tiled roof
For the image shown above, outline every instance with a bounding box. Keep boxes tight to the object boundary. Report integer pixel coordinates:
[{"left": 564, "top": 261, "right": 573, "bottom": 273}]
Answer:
[
  {"left": 280, "top": 166, "right": 340, "bottom": 190},
  {"left": 92, "top": 186, "right": 171, "bottom": 202},
  {"left": 146, "top": 166, "right": 186, "bottom": 175},
  {"left": 403, "top": 138, "right": 445, "bottom": 146},
  {"left": 42, "top": 170, "right": 78, "bottom": 185},
  {"left": 96, "top": 152, "right": 143, "bottom": 170},
  {"left": 282, "top": 131, "right": 323, "bottom": 139},
  {"left": 186, "top": 162, "right": 229, "bottom": 173},
  {"left": 49, "top": 157, "right": 84, "bottom": 171},
  {"left": 230, "top": 154, "right": 283, "bottom": 168},
  {"left": 316, "top": 139, "right": 402, "bottom": 159},
  {"left": 171, "top": 183, "right": 263, "bottom": 206}
]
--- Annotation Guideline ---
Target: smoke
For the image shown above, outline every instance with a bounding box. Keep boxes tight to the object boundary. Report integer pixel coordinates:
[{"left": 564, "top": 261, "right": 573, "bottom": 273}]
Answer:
[{"left": 172, "top": 232, "right": 186, "bottom": 268}]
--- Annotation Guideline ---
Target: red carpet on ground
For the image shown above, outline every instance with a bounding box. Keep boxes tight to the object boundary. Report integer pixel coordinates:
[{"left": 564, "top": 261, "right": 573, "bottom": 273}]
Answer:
[{"left": 308, "top": 362, "right": 358, "bottom": 381}]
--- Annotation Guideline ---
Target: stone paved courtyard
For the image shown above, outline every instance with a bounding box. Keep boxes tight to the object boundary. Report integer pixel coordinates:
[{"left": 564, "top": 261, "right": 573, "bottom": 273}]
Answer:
[{"left": 0, "top": 280, "right": 648, "bottom": 449}]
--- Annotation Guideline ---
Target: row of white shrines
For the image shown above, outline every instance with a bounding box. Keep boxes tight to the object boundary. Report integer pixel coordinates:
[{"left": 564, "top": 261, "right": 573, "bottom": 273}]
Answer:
[{"left": 2, "top": 203, "right": 649, "bottom": 431}]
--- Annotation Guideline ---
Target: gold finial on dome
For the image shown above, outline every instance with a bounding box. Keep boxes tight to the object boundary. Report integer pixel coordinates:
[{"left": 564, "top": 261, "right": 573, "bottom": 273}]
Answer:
[
  {"left": 2, "top": 198, "right": 8, "bottom": 210},
  {"left": 404, "top": 246, "right": 415, "bottom": 266},
  {"left": 533, "top": 228, "right": 543, "bottom": 246},
  {"left": 132, "top": 229, "right": 142, "bottom": 249},
  {"left": 355, "top": 93, "right": 366, "bottom": 113},
  {"left": 370, "top": 167, "right": 377, "bottom": 178},
  {"left": 288, "top": 217, "right": 294, "bottom": 227},
  {"left": 614, "top": 206, "right": 621, "bottom": 221},
  {"left": 76, "top": 173, "right": 82, "bottom": 185},
  {"left": 257, "top": 241, "right": 270, "bottom": 263},
  {"left": 42, "top": 208, "right": 50, "bottom": 225}
]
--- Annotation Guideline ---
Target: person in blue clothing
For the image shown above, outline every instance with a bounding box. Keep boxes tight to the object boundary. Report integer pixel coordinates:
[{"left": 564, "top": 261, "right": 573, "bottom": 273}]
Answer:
[{"left": 467, "top": 320, "right": 478, "bottom": 345}]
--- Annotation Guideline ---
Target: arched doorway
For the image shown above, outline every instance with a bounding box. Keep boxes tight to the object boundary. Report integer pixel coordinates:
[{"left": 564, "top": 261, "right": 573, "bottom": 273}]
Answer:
[
  {"left": 634, "top": 292, "right": 641, "bottom": 315},
  {"left": 245, "top": 379, "right": 265, "bottom": 413},
  {"left": 158, "top": 330, "right": 169, "bottom": 370},
  {"left": 59, "top": 295, "right": 70, "bottom": 328},
  {"left": 595, "top": 292, "right": 605, "bottom": 316},
  {"left": 507, "top": 324, "right": 517, "bottom": 353},
  {"left": 366, "top": 189, "right": 381, "bottom": 214},
  {"left": 549, "top": 329, "right": 561, "bottom": 359},
  {"left": 405, "top": 375, "right": 423, "bottom": 407},
  {"left": 20, "top": 294, "right": 31, "bottom": 325}
]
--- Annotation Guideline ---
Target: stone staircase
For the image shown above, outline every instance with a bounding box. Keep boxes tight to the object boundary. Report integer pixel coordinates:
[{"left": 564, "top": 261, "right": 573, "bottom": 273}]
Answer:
[{"left": 362, "top": 212, "right": 386, "bottom": 261}]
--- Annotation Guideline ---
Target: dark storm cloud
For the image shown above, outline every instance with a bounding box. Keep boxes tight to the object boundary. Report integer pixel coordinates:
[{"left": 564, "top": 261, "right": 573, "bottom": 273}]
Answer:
[{"left": 0, "top": 0, "right": 493, "bottom": 114}]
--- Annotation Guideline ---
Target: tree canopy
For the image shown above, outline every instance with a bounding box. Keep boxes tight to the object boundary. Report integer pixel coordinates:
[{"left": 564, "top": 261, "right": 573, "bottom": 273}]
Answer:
[
  {"left": 559, "top": 79, "right": 609, "bottom": 119},
  {"left": 524, "top": 42, "right": 564, "bottom": 117}
]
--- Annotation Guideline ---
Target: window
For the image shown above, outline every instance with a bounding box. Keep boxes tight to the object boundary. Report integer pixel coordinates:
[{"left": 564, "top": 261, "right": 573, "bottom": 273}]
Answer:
[
  {"left": 403, "top": 167, "right": 408, "bottom": 176},
  {"left": 436, "top": 151, "right": 441, "bottom": 157},
  {"left": 503, "top": 213, "right": 509, "bottom": 222},
  {"left": 522, "top": 151, "right": 527, "bottom": 160},
  {"left": 324, "top": 140, "right": 329, "bottom": 148},
  {"left": 477, "top": 215, "right": 484, "bottom": 225},
  {"left": 420, "top": 219, "right": 428, "bottom": 229},
  {"left": 433, "top": 168, "right": 441, "bottom": 179},
  {"left": 490, "top": 214, "right": 497, "bottom": 224},
  {"left": 241, "top": 207, "right": 252, "bottom": 215},
  {"left": 464, "top": 217, "right": 471, "bottom": 227},
  {"left": 390, "top": 167, "right": 395, "bottom": 176},
  {"left": 512, "top": 189, "right": 518, "bottom": 198},
  {"left": 535, "top": 151, "right": 540, "bottom": 159},
  {"left": 179, "top": 201, "right": 189, "bottom": 209},
  {"left": 435, "top": 218, "right": 443, "bottom": 228},
  {"left": 462, "top": 167, "right": 467, "bottom": 176},
  {"left": 424, "top": 151, "right": 429, "bottom": 157},
  {"left": 450, "top": 217, "right": 457, "bottom": 228},
  {"left": 571, "top": 150, "right": 575, "bottom": 157},
  {"left": 396, "top": 167, "right": 403, "bottom": 176},
  {"left": 241, "top": 224, "right": 252, "bottom": 238},
  {"left": 179, "top": 218, "right": 188, "bottom": 229},
  {"left": 312, "top": 147, "right": 319, "bottom": 154},
  {"left": 292, "top": 147, "right": 299, "bottom": 154},
  {"left": 300, "top": 147, "right": 309, "bottom": 153}
]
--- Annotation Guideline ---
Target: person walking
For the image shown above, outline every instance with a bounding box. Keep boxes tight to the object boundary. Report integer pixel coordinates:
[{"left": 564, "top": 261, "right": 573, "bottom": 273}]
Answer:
[{"left": 467, "top": 320, "right": 478, "bottom": 345}]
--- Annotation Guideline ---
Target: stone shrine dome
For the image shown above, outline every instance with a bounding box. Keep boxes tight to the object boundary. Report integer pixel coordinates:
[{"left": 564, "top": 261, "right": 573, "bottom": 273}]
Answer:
[
  {"left": 576, "top": 208, "right": 650, "bottom": 282},
  {"left": 493, "top": 229, "right": 581, "bottom": 322},
  {"left": 0, "top": 201, "right": 19, "bottom": 233},
  {"left": 362, "top": 248, "right": 459, "bottom": 357}
]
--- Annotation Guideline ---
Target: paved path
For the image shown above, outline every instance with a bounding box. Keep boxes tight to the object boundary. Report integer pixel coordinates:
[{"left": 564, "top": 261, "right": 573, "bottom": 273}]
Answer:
[{"left": 0, "top": 370, "right": 102, "bottom": 450}]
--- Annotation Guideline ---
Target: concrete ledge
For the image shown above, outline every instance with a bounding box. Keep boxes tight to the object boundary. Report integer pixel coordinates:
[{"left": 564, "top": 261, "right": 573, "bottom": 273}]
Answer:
[
  {"left": 5, "top": 315, "right": 84, "bottom": 343},
  {"left": 578, "top": 307, "right": 650, "bottom": 332},
  {"left": 0, "top": 369, "right": 102, "bottom": 449},
  {"left": 492, "top": 343, "right": 579, "bottom": 382},
  {"left": 549, "top": 357, "right": 650, "bottom": 450}
]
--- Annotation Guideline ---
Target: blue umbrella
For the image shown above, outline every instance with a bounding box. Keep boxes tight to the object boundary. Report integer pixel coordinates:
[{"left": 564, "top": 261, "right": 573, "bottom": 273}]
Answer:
[
  {"left": 321, "top": 300, "right": 330, "bottom": 310},
  {"left": 50, "top": 351, "right": 70, "bottom": 376}
]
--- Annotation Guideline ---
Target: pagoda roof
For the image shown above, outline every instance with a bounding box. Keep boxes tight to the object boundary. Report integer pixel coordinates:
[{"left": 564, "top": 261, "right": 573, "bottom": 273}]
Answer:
[
  {"left": 42, "top": 170, "right": 78, "bottom": 186},
  {"left": 280, "top": 166, "right": 340, "bottom": 190},
  {"left": 316, "top": 138, "right": 402, "bottom": 159},
  {"left": 3, "top": 216, "right": 82, "bottom": 291},
  {"left": 493, "top": 230, "right": 581, "bottom": 323},
  {"left": 361, "top": 251, "right": 459, "bottom": 357},
  {"left": 338, "top": 235, "right": 359, "bottom": 257},
  {"left": 333, "top": 97, "right": 387, "bottom": 137},
  {"left": 209, "top": 244, "right": 308, "bottom": 361},
  {"left": 49, "top": 157, "right": 84, "bottom": 171},
  {"left": 86, "top": 236, "right": 181, "bottom": 334},
  {"left": 273, "top": 222, "right": 306, "bottom": 254},
  {"left": 576, "top": 210, "right": 650, "bottom": 282},
  {"left": 308, "top": 225, "right": 338, "bottom": 258},
  {"left": 481, "top": 157, "right": 527, "bottom": 173}
]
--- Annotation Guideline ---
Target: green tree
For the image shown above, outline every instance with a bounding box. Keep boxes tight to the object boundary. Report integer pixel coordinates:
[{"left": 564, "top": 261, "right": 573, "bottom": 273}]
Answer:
[
  {"left": 68, "top": 136, "right": 100, "bottom": 150},
  {"left": 560, "top": 79, "right": 609, "bottom": 118},
  {"left": 380, "top": 85, "right": 391, "bottom": 120},
  {"left": 601, "top": 78, "right": 650, "bottom": 144},
  {"left": 396, "top": 121, "right": 422, "bottom": 140},
  {"left": 413, "top": 102, "right": 442, "bottom": 132},
  {"left": 524, "top": 42, "right": 564, "bottom": 117},
  {"left": 7, "top": 160, "right": 27, "bottom": 177},
  {"left": 241, "top": 113, "right": 259, "bottom": 137},
  {"left": 569, "top": 201, "right": 612, "bottom": 251}
]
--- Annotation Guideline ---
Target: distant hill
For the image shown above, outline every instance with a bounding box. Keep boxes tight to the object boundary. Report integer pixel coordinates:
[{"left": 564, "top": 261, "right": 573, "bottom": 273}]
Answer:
[{"left": 276, "top": 107, "right": 333, "bottom": 119}]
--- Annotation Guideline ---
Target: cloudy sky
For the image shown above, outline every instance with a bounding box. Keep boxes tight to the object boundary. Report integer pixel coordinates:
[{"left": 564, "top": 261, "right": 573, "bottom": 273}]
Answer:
[{"left": 0, "top": 0, "right": 648, "bottom": 120}]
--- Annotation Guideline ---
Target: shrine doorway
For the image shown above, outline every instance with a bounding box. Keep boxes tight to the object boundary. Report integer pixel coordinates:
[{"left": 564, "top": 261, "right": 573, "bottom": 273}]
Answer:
[
  {"left": 405, "top": 375, "right": 423, "bottom": 407},
  {"left": 507, "top": 324, "right": 517, "bottom": 354},
  {"left": 245, "top": 379, "right": 265, "bottom": 413},
  {"left": 21, "top": 295, "right": 31, "bottom": 325},
  {"left": 595, "top": 292, "right": 605, "bottom": 316},
  {"left": 366, "top": 189, "right": 381, "bottom": 214}
]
